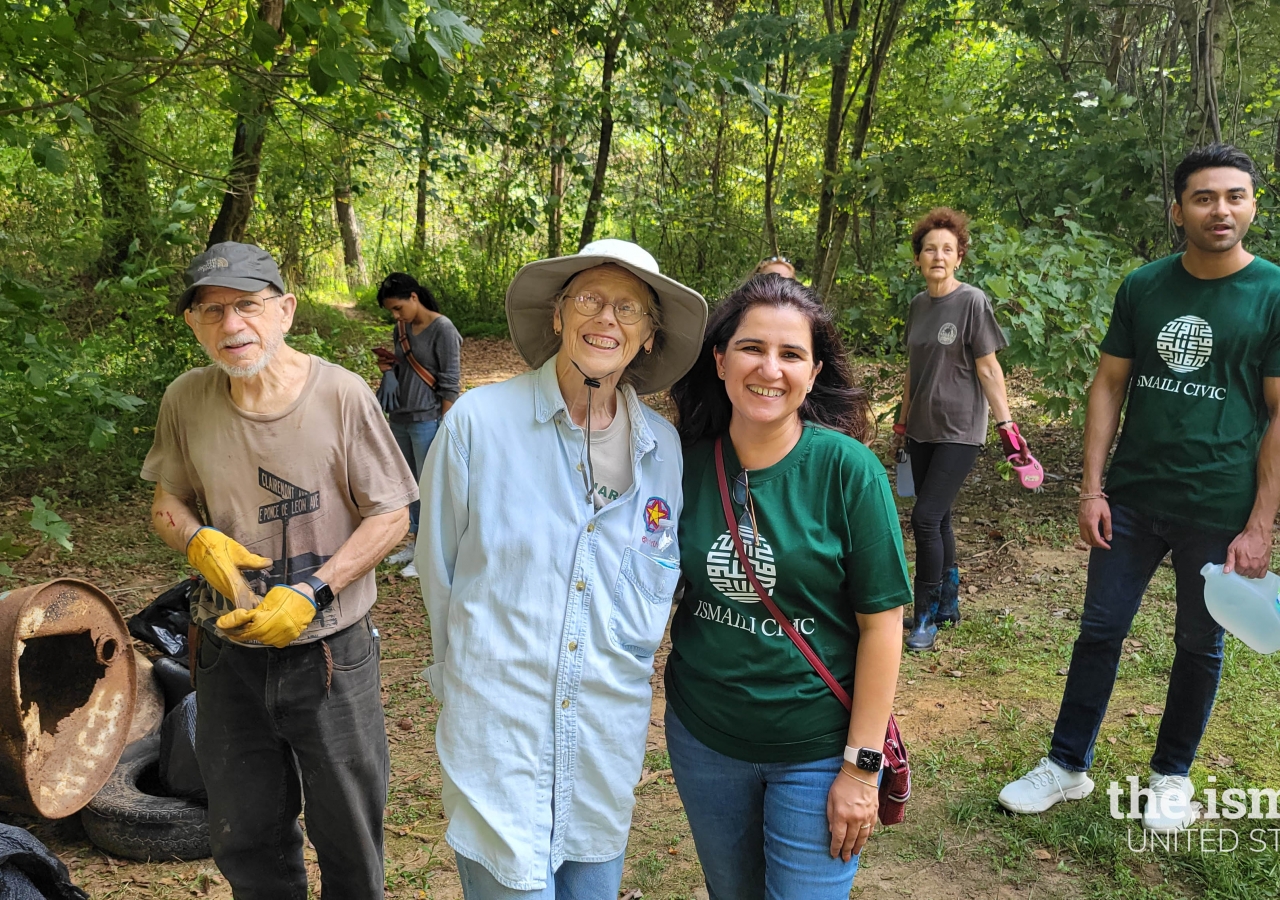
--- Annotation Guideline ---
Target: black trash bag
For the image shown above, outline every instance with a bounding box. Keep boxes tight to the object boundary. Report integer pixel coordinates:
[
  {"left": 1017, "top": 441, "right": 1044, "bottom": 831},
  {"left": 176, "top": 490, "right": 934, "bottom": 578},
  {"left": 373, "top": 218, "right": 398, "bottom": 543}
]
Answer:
[
  {"left": 151, "top": 656, "right": 195, "bottom": 714},
  {"left": 0, "top": 824, "right": 89, "bottom": 900},
  {"left": 128, "top": 579, "right": 197, "bottom": 660},
  {"left": 158, "top": 694, "right": 205, "bottom": 802}
]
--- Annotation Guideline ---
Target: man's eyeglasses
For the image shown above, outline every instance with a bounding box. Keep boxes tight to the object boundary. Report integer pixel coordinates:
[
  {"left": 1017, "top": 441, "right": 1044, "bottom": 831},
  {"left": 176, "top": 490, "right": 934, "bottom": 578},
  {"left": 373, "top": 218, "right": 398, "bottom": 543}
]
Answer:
[
  {"left": 568, "top": 292, "right": 651, "bottom": 325},
  {"left": 189, "top": 294, "right": 282, "bottom": 325}
]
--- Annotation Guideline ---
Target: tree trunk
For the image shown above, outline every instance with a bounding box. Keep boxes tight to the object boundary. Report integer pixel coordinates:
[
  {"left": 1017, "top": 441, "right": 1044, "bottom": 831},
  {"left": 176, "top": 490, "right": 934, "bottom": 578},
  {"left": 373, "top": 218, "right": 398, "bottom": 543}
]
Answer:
[
  {"left": 207, "top": 0, "right": 285, "bottom": 247},
  {"left": 812, "top": 0, "right": 861, "bottom": 281},
  {"left": 1105, "top": 9, "right": 1130, "bottom": 87},
  {"left": 815, "top": 0, "right": 907, "bottom": 299},
  {"left": 90, "top": 94, "right": 152, "bottom": 276},
  {"left": 334, "top": 155, "right": 367, "bottom": 293},
  {"left": 414, "top": 114, "right": 430, "bottom": 255},
  {"left": 763, "top": 1, "right": 790, "bottom": 260},
  {"left": 578, "top": 23, "right": 625, "bottom": 250},
  {"left": 1174, "top": 0, "right": 1225, "bottom": 144},
  {"left": 547, "top": 141, "right": 565, "bottom": 257}
]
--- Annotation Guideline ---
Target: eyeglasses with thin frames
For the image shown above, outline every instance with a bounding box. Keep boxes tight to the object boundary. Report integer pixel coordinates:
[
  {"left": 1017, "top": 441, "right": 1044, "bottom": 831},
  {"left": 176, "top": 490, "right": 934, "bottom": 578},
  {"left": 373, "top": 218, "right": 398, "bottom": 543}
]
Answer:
[
  {"left": 189, "top": 294, "right": 282, "bottom": 325},
  {"left": 567, "top": 291, "right": 651, "bottom": 325},
  {"left": 732, "top": 469, "right": 759, "bottom": 545}
]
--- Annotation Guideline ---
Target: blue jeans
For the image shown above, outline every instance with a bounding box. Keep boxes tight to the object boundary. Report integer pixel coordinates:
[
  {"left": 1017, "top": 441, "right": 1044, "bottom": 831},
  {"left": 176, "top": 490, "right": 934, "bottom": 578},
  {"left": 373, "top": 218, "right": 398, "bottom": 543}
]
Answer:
[
  {"left": 455, "top": 851, "right": 624, "bottom": 900},
  {"left": 389, "top": 418, "right": 438, "bottom": 536},
  {"left": 664, "top": 706, "right": 860, "bottom": 900},
  {"left": 1049, "top": 503, "right": 1234, "bottom": 777}
]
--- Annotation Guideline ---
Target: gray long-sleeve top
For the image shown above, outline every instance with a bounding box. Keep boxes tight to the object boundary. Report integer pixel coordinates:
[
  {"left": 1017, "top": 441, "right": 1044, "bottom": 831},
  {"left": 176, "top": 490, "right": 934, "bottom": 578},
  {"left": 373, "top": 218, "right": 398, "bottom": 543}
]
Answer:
[{"left": 390, "top": 315, "right": 463, "bottom": 423}]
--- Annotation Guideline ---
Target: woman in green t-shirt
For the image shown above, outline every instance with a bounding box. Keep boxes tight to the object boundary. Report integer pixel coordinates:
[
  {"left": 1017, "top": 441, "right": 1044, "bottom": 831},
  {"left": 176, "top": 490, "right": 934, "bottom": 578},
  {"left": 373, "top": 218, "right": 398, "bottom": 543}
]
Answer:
[{"left": 666, "top": 274, "right": 911, "bottom": 899}]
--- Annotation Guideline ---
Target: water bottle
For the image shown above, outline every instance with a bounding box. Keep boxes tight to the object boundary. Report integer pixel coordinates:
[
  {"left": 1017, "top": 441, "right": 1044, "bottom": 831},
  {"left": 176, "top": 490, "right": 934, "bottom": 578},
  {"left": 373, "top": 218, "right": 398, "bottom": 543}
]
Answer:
[
  {"left": 645, "top": 520, "right": 680, "bottom": 570},
  {"left": 1200, "top": 563, "right": 1280, "bottom": 654},
  {"left": 895, "top": 448, "right": 915, "bottom": 498}
]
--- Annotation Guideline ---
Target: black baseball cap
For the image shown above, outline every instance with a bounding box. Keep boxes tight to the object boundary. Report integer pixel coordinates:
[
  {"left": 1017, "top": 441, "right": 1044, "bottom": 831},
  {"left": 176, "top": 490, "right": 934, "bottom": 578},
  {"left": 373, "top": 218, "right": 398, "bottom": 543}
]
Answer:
[{"left": 178, "top": 242, "right": 286, "bottom": 312}]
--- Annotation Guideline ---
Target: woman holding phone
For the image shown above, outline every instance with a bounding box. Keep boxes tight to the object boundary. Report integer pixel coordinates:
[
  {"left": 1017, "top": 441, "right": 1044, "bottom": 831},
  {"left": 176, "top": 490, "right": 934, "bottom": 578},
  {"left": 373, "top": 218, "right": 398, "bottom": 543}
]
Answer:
[{"left": 375, "top": 273, "right": 462, "bottom": 577}]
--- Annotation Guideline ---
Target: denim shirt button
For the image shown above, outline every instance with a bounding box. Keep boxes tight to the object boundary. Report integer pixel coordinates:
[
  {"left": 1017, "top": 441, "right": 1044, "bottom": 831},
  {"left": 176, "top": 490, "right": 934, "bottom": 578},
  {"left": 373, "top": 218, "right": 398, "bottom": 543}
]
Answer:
[
  {"left": 561, "top": 698, "right": 570, "bottom": 709},
  {"left": 586, "top": 523, "right": 595, "bottom": 533},
  {"left": 575, "top": 580, "right": 586, "bottom": 591},
  {"left": 568, "top": 641, "right": 578, "bottom": 651}
]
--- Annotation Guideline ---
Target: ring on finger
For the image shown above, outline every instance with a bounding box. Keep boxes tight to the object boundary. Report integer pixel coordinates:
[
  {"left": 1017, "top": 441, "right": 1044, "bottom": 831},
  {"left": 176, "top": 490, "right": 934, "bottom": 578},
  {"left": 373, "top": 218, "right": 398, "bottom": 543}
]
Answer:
[{"left": 859, "top": 824, "right": 871, "bottom": 830}]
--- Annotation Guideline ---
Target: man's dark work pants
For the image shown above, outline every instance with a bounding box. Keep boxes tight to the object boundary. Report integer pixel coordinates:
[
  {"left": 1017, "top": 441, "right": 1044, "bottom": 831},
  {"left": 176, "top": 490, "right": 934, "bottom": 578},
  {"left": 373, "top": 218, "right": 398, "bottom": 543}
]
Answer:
[{"left": 196, "top": 616, "right": 388, "bottom": 900}]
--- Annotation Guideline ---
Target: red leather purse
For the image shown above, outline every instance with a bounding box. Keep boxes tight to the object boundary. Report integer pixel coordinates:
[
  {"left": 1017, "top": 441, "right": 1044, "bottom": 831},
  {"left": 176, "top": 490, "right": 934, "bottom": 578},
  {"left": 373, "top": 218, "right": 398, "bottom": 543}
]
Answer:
[{"left": 714, "top": 437, "right": 910, "bottom": 825}]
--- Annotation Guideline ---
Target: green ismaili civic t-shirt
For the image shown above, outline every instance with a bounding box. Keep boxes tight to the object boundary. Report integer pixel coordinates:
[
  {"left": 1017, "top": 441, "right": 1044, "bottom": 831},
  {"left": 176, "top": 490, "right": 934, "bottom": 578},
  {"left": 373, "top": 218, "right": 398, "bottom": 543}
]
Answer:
[
  {"left": 1100, "top": 254, "right": 1280, "bottom": 533},
  {"left": 664, "top": 425, "right": 912, "bottom": 764}
]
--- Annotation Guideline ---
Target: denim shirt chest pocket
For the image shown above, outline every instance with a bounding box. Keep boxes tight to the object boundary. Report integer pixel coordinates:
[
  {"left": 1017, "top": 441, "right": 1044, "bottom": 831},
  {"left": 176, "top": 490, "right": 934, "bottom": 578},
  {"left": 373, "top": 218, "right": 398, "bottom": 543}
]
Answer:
[{"left": 611, "top": 545, "right": 680, "bottom": 658}]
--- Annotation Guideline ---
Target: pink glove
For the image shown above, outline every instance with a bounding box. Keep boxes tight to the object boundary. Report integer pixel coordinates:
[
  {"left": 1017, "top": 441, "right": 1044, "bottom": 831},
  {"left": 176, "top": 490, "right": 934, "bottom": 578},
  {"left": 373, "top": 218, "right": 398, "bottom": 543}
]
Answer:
[
  {"left": 997, "top": 422, "right": 1044, "bottom": 491},
  {"left": 997, "top": 422, "right": 1029, "bottom": 463}
]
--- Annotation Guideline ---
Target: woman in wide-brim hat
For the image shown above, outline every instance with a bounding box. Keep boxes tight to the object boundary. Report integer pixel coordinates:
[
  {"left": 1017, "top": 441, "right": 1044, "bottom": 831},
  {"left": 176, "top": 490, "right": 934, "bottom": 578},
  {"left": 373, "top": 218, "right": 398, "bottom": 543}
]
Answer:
[{"left": 414, "top": 239, "right": 706, "bottom": 899}]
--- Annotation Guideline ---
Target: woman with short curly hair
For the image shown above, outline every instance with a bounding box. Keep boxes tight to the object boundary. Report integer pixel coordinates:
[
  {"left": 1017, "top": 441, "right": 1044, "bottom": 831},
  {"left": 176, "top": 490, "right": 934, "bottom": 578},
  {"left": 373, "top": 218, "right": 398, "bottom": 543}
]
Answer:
[{"left": 893, "top": 208, "right": 1024, "bottom": 651}]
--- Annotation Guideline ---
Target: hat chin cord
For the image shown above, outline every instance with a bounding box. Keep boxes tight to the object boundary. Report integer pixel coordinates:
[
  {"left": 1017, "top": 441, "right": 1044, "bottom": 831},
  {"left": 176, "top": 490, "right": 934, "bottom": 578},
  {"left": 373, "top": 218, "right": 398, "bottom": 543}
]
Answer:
[{"left": 570, "top": 359, "right": 618, "bottom": 506}]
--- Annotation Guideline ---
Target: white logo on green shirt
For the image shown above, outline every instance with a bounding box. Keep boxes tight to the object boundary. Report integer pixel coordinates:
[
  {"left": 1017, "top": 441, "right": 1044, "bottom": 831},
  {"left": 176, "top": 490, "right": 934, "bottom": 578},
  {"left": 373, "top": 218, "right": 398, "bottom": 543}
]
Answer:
[
  {"left": 1156, "top": 315, "right": 1213, "bottom": 374},
  {"left": 706, "top": 530, "right": 775, "bottom": 602}
]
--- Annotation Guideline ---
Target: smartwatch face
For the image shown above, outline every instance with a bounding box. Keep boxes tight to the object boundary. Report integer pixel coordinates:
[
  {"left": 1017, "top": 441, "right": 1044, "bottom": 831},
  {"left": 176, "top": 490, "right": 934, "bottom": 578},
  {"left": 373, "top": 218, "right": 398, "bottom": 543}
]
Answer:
[{"left": 856, "top": 747, "right": 884, "bottom": 771}]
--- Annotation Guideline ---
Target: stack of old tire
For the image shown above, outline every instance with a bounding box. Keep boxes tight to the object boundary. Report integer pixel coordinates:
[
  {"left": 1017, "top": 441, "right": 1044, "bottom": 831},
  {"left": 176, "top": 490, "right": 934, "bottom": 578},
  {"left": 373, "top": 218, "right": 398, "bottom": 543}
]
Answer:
[{"left": 0, "top": 579, "right": 210, "bottom": 863}]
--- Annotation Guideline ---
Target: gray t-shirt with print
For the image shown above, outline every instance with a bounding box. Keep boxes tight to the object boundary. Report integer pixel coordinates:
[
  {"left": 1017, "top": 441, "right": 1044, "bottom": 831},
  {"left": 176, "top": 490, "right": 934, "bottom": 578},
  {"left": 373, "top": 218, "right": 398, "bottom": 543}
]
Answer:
[{"left": 905, "top": 283, "right": 1008, "bottom": 445}]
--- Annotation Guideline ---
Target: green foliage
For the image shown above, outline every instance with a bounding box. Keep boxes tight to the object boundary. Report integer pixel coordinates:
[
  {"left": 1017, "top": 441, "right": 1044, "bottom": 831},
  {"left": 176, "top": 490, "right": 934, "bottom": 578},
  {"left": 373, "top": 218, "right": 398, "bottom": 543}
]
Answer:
[
  {"left": 971, "top": 220, "right": 1144, "bottom": 421},
  {"left": 0, "top": 273, "right": 146, "bottom": 473},
  {"left": 27, "top": 495, "right": 71, "bottom": 551}
]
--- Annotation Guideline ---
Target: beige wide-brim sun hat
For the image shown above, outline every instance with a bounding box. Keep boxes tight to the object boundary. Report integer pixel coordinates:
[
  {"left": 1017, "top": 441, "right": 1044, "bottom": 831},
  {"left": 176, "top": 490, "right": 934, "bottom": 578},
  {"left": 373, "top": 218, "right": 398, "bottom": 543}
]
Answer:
[{"left": 505, "top": 239, "right": 708, "bottom": 396}]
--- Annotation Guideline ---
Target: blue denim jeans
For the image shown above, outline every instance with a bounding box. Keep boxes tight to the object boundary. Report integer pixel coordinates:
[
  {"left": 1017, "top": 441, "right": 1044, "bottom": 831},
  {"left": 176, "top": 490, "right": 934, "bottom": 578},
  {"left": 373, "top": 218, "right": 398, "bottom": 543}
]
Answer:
[
  {"left": 1049, "top": 503, "right": 1235, "bottom": 777},
  {"left": 665, "top": 706, "right": 860, "bottom": 900},
  {"left": 455, "top": 850, "right": 624, "bottom": 900},
  {"left": 389, "top": 418, "right": 439, "bottom": 535}
]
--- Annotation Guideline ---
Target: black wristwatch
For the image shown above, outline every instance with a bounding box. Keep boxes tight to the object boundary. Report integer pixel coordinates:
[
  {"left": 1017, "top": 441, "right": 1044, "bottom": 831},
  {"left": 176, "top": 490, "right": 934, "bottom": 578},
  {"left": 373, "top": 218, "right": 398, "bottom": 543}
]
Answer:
[
  {"left": 300, "top": 575, "right": 335, "bottom": 611},
  {"left": 845, "top": 745, "right": 884, "bottom": 772}
]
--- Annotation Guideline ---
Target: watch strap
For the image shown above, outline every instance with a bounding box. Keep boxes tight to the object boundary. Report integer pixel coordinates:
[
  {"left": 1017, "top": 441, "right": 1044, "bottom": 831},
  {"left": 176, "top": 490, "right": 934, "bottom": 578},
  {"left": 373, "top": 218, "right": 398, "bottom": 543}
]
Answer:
[{"left": 300, "top": 575, "right": 333, "bottom": 610}]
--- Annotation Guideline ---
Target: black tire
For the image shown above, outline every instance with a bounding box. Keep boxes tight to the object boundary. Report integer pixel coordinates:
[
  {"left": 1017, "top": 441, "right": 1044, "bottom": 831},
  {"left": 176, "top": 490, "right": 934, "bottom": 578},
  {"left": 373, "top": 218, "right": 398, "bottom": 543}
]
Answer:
[{"left": 80, "top": 736, "right": 210, "bottom": 861}]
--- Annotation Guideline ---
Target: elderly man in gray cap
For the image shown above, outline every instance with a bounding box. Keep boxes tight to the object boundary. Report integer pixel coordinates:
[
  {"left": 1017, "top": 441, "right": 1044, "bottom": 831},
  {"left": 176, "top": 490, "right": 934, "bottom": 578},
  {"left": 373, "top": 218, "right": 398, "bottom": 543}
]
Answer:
[{"left": 142, "top": 241, "right": 417, "bottom": 899}]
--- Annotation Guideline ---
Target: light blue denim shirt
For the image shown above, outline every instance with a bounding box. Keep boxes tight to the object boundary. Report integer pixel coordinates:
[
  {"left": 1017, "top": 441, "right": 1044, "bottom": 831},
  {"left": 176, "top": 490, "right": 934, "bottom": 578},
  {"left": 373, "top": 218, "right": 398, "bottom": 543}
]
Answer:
[{"left": 415, "top": 357, "right": 683, "bottom": 890}]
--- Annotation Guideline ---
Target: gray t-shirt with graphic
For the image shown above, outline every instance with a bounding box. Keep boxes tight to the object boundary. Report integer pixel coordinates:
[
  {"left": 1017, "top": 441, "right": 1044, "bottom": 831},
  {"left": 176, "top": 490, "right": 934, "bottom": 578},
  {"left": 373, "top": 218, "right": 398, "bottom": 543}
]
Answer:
[{"left": 905, "top": 283, "right": 1008, "bottom": 445}]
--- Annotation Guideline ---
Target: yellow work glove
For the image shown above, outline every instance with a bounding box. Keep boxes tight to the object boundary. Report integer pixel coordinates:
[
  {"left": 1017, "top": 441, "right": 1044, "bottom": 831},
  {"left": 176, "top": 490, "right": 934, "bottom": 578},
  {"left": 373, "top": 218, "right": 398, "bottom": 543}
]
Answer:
[
  {"left": 216, "top": 585, "right": 317, "bottom": 648},
  {"left": 186, "top": 527, "right": 271, "bottom": 607}
]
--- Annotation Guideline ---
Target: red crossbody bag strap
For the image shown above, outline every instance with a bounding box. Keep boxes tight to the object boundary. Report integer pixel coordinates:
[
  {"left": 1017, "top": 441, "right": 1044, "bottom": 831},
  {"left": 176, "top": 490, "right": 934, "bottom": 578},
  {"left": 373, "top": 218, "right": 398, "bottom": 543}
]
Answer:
[
  {"left": 714, "top": 437, "right": 852, "bottom": 711},
  {"left": 397, "top": 322, "right": 438, "bottom": 390}
]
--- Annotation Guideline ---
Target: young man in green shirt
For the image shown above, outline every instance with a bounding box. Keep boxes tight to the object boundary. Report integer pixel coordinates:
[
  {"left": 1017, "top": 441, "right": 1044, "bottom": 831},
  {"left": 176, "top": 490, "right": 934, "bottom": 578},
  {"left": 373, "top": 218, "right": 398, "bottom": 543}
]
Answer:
[{"left": 999, "top": 145, "right": 1280, "bottom": 833}]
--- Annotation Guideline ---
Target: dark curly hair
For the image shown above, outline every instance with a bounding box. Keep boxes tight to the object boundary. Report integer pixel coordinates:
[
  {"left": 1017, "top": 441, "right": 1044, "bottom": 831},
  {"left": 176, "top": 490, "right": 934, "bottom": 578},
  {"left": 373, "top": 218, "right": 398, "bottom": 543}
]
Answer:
[
  {"left": 376, "top": 272, "right": 440, "bottom": 312},
  {"left": 910, "top": 207, "right": 971, "bottom": 259},
  {"left": 671, "top": 274, "right": 871, "bottom": 445}
]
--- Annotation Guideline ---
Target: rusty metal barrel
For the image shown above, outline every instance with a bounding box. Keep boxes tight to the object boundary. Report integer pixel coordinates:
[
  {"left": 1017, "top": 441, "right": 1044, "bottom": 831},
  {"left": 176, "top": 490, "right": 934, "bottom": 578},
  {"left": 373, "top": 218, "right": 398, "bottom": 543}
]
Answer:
[{"left": 0, "top": 579, "right": 136, "bottom": 818}]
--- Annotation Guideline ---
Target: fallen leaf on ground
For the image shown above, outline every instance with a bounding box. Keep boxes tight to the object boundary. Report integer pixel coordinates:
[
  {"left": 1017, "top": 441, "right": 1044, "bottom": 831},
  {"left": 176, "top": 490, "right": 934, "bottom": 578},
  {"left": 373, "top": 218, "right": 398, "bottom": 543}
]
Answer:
[
  {"left": 1034, "top": 848, "right": 1052, "bottom": 861},
  {"left": 397, "top": 718, "right": 413, "bottom": 731},
  {"left": 1124, "top": 708, "right": 1138, "bottom": 717},
  {"left": 1056, "top": 667, "right": 1069, "bottom": 675},
  {"left": 620, "top": 890, "right": 644, "bottom": 900},
  {"left": 948, "top": 670, "right": 962, "bottom": 678},
  {"left": 1142, "top": 704, "right": 1162, "bottom": 716},
  {"left": 1210, "top": 754, "right": 1235, "bottom": 768}
]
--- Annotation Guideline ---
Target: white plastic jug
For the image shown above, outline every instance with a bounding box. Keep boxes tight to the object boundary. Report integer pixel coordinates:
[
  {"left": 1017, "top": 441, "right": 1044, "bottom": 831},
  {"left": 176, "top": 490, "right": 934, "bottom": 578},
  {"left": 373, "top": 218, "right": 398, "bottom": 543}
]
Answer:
[{"left": 1200, "top": 563, "right": 1280, "bottom": 654}]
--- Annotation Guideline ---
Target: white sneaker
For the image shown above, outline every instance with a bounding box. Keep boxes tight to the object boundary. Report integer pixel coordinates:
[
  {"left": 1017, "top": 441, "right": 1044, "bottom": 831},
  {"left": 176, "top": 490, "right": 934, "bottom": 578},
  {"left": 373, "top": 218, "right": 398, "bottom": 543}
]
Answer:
[
  {"left": 400, "top": 562, "right": 418, "bottom": 578},
  {"left": 385, "top": 542, "right": 416, "bottom": 566},
  {"left": 1143, "top": 773, "right": 1199, "bottom": 834},
  {"left": 998, "top": 757, "right": 1095, "bottom": 814}
]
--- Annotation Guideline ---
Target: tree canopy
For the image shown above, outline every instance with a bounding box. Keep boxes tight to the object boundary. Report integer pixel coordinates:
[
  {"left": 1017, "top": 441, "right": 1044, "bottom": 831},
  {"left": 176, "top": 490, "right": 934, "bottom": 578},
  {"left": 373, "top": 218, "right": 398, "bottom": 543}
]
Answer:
[{"left": 0, "top": 0, "right": 1277, "bottom": 490}]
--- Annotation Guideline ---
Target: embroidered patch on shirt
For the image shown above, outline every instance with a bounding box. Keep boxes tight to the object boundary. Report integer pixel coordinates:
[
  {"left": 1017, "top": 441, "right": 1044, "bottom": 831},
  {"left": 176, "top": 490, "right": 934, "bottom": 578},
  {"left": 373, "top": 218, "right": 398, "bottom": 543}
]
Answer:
[{"left": 644, "top": 496, "right": 671, "bottom": 532}]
